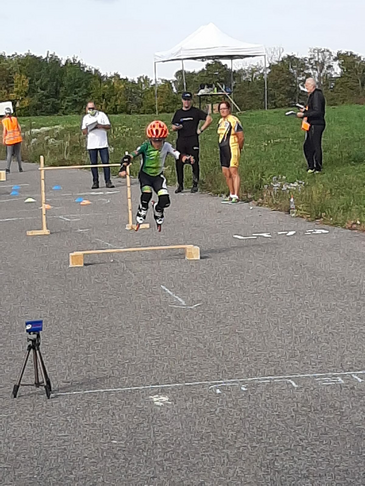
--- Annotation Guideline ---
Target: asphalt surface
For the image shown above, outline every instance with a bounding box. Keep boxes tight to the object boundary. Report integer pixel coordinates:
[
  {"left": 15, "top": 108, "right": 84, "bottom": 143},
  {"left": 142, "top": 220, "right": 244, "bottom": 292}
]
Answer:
[{"left": 1, "top": 160, "right": 365, "bottom": 486}]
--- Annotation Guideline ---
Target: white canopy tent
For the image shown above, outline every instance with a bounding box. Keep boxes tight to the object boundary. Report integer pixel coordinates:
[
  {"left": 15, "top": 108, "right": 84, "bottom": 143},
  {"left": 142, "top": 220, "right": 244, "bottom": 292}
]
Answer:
[{"left": 154, "top": 23, "right": 267, "bottom": 114}]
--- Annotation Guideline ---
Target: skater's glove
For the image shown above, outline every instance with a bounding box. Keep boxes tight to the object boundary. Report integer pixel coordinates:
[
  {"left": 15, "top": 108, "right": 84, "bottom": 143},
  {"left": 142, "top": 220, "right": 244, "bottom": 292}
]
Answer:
[{"left": 120, "top": 154, "right": 132, "bottom": 168}]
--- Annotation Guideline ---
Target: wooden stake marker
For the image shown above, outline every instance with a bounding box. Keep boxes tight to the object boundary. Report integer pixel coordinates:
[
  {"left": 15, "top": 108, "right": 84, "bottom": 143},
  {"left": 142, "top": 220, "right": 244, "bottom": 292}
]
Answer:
[
  {"left": 69, "top": 245, "right": 200, "bottom": 267},
  {"left": 125, "top": 164, "right": 149, "bottom": 231},
  {"left": 0, "top": 170, "right": 6, "bottom": 182},
  {"left": 27, "top": 156, "right": 50, "bottom": 236}
]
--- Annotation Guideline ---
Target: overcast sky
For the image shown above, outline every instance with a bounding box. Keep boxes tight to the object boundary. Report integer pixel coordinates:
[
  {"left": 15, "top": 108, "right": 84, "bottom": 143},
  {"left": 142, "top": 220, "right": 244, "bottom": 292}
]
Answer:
[{"left": 0, "top": 0, "right": 363, "bottom": 80}]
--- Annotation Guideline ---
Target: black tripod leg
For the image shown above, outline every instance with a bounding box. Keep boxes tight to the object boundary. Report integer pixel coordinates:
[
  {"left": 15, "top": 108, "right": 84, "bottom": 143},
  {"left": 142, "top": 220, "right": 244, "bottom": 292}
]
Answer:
[
  {"left": 37, "top": 348, "right": 52, "bottom": 397},
  {"left": 33, "top": 347, "right": 41, "bottom": 387},
  {"left": 12, "top": 345, "right": 32, "bottom": 398}
]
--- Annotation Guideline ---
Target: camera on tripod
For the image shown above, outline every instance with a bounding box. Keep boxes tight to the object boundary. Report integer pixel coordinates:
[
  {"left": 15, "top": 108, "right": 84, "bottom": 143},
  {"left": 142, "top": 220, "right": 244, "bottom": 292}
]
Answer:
[
  {"left": 25, "top": 319, "right": 43, "bottom": 334},
  {"left": 12, "top": 319, "right": 52, "bottom": 399}
]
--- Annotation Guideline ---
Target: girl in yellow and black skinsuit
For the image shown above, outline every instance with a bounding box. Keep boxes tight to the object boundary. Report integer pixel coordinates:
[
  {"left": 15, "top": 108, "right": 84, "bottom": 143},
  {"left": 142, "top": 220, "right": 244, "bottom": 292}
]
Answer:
[{"left": 217, "top": 101, "right": 244, "bottom": 204}]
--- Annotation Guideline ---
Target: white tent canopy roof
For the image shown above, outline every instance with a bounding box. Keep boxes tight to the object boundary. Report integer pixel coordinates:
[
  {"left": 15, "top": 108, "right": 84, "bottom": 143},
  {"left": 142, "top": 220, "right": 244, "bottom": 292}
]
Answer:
[{"left": 154, "top": 23, "right": 266, "bottom": 63}]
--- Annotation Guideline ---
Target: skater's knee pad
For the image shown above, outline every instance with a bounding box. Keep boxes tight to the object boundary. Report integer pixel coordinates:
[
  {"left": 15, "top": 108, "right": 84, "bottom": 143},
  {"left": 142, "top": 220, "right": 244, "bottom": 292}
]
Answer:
[
  {"left": 158, "top": 193, "right": 170, "bottom": 209},
  {"left": 141, "top": 191, "right": 152, "bottom": 209}
]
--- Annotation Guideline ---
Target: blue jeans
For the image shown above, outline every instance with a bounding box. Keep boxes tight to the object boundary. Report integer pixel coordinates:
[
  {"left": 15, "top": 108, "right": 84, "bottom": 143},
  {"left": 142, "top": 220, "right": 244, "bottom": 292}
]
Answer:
[{"left": 88, "top": 147, "right": 110, "bottom": 183}]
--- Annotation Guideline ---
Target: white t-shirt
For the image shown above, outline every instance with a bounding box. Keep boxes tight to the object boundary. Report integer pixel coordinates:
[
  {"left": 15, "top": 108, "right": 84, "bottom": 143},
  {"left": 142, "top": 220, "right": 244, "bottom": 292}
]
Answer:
[{"left": 81, "top": 111, "right": 110, "bottom": 149}]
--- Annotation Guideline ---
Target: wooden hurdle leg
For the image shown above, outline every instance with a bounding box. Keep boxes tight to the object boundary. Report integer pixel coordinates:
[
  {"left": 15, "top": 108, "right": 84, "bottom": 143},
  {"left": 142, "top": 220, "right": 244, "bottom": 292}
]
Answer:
[
  {"left": 185, "top": 246, "right": 200, "bottom": 260},
  {"left": 27, "top": 155, "right": 50, "bottom": 236},
  {"left": 69, "top": 252, "right": 84, "bottom": 267},
  {"left": 0, "top": 170, "right": 6, "bottom": 181},
  {"left": 125, "top": 163, "right": 149, "bottom": 231}
]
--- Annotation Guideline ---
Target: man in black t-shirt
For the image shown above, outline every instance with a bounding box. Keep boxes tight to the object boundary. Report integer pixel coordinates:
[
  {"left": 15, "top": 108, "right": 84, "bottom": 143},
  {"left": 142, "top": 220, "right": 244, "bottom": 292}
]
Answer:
[{"left": 172, "top": 92, "right": 212, "bottom": 193}]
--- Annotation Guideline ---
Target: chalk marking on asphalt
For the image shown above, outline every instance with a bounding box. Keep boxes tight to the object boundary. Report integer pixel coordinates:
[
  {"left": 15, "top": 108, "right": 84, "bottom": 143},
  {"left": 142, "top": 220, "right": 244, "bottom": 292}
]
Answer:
[
  {"left": 233, "top": 235, "right": 257, "bottom": 240},
  {"left": 352, "top": 374, "right": 363, "bottom": 382},
  {"left": 278, "top": 231, "right": 296, "bottom": 237},
  {"left": 0, "top": 198, "right": 22, "bottom": 203},
  {"left": 305, "top": 229, "right": 329, "bottom": 235},
  {"left": 161, "top": 285, "right": 202, "bottom": 309},
  {"left": 252, "top": 233, "right": 272, "bottom": 238},
  {"left": 316, "top": 377, "right": 345, "bottom": 385},
  {"left": 94, "top": 238, "right": 116, "bottom": 248},
  {"left": 55, "top": 369, "right": 365, "bottom": 397},
  {"left": 50, "top": 191, "right": 120, "bottom": 197},
  {"left": 0, "top": 217, "right": 25, "bottom": 222},
  {"left": 59, "top": 216, "right": 81, "bottom": 222},
  {"left": 161, "top": 285, "right": 186, "bottom": 306},
  {"left": 52, "top": 212, "right": 120, "bottom": 218},
  {"left": 150, "top": 395, "right": 172, "bottom": 407},
  {"left": 1, "top": 183, "right": 30, "bottom": 188},
  {"left": 169, "top": 303, "right": 203, "bottom": 309}
]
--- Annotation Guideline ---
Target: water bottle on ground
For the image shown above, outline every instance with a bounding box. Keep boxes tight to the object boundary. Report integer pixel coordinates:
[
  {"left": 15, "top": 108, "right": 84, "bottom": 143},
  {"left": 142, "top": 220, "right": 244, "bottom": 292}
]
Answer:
[{"left": 290, "top": 194, "right": 296, "bottom": 217}]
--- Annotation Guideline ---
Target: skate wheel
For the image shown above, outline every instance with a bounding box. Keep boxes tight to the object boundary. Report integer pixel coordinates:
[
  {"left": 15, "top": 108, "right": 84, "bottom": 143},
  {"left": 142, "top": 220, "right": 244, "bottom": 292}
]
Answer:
[
  {"left": 157, "top": 224, "right": 161, "bottom": 232},
  {"left": 135, "top": 224, "right": 140, "bottom": 232}
]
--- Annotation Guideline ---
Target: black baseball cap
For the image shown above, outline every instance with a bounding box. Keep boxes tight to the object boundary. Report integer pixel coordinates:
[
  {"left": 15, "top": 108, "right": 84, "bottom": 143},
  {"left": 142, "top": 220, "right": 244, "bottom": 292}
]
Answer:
[{"left": 182, "top": 92, "right": 193, "bottom": 100}]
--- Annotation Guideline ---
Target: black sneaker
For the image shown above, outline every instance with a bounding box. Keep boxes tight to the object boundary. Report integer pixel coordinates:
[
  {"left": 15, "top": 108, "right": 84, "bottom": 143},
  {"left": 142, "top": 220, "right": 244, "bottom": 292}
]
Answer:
[
  {"left": 175, "top": 185, "right": 183, "bottom": 193},
  {"left": 19, "top": 168, "right": 24, "bottom": 173},
  {"left": 6, "top": 169, "right": 10, "bottom": 174},
  {"left": 92, "top": 182, "right": 99, "bottom": 189},
  {"left": 106, "top": 181, "right": 115, "bottom": 188},
  {"left": 191, "top": 185, "right": 198, "bottom": 193}
]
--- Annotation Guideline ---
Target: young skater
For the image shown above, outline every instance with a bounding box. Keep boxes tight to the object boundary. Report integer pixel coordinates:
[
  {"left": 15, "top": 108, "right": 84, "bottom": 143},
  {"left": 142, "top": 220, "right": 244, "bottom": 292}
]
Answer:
[{"left": 119, "top": 120, "right": 194, "bottom": 231}]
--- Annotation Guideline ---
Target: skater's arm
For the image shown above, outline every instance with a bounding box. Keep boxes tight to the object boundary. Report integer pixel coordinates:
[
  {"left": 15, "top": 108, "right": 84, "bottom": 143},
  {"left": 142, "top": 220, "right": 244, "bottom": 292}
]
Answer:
[
  {"left": 166, "top": 144, "right": 194, "bottom": 164},
  {"left": 2, "top": 126, "right": 7, "bottom": 145},
  {"left": 118, "top": 143, "right": 147, "bottom": 177},
  {"left": 118, "top": 153, "right": 134, "bottom": 177}
]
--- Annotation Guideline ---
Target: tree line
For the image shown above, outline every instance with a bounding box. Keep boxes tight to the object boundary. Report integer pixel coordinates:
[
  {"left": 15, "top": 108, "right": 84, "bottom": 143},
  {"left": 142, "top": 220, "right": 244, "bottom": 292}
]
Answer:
[{"left": 0, "top": 48, "right": 364, "bottom": 116}]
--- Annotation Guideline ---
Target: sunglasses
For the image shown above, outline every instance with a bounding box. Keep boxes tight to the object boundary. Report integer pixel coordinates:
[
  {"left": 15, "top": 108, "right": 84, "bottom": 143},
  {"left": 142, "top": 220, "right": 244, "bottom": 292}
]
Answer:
[
  {"left": 151, "top": 138, "right": 164, "bottom": 142},
  {"left": 88, "top": 107, "right": 96, "bottom": 111}
]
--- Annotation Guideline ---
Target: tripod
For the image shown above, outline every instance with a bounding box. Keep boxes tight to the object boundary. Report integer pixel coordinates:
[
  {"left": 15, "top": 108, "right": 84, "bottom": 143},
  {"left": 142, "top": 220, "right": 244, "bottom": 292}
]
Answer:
[{"left": 12, "top": 332, "right": 52, "bottom": 399}]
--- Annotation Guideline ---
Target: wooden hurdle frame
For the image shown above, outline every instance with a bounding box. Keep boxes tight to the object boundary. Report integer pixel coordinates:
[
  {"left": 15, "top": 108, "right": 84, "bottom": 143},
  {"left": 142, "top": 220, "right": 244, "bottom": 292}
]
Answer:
[
  {"left": 69, "top": 245, "right": 200, "bottom": 267},
  {"left": 0, "top": 170, "right": 6, "bottom": 182},
  {"left": 26, "top": 155, "right": 148, "bottom": 236}
]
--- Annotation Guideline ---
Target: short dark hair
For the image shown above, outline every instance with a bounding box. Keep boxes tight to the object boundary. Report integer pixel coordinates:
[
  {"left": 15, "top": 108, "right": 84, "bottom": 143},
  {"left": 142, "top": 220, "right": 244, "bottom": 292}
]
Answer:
[{"left": 218, "top": 101, "right": 231, "bottom": 111}]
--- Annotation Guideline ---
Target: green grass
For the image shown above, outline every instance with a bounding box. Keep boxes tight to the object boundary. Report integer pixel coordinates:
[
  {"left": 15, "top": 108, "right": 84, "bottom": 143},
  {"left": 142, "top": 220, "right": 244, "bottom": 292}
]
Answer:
[{"left": 3, "top": 105, "right": 365, "bottom": 230}]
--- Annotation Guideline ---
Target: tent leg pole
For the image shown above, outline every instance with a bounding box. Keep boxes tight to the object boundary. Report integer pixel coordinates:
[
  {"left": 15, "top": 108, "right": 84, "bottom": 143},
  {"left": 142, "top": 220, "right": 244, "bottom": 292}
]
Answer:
[
  {"left": 231, "top": 58, "right": 234, "bottom": 92},
  {"left": 154, "top": 62, "right": 158, "bottom": 115},
  {"left": 264, "top": 55, "right": 268, "bottom": 110},
  {"left": 182, "top": 60, "right": 186, "bottom": 91}
]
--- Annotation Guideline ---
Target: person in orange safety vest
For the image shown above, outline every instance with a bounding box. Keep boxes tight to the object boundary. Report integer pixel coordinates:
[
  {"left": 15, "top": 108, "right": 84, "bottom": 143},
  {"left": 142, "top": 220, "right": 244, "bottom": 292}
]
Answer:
[{"left": 2, "top": 107, "right": 23, "bottom": 173}]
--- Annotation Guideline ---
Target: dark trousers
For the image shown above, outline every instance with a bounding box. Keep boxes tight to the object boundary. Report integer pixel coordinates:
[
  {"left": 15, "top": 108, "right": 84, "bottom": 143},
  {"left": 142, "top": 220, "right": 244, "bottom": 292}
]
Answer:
[
  {"left": 88, "top": 147, "right": 110, "bottom": 182},
  {"left": 176, "top": 136, "right": 200, "bottom": 187},
  {"left": 6, "top": 142, "right": 22, "bottom": 171},
  {"left": 304, "top": 125, "right": 325, "bottom": 171}
]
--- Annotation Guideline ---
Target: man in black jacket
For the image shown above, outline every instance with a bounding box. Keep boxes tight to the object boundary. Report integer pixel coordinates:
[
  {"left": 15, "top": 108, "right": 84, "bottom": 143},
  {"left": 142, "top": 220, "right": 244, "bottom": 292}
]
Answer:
[
  {"left": 297, "top": 78, "right": 326, "bottom": 173},
  {"left": 172, "top": 92, "right": 212, "bottom": 193}
]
